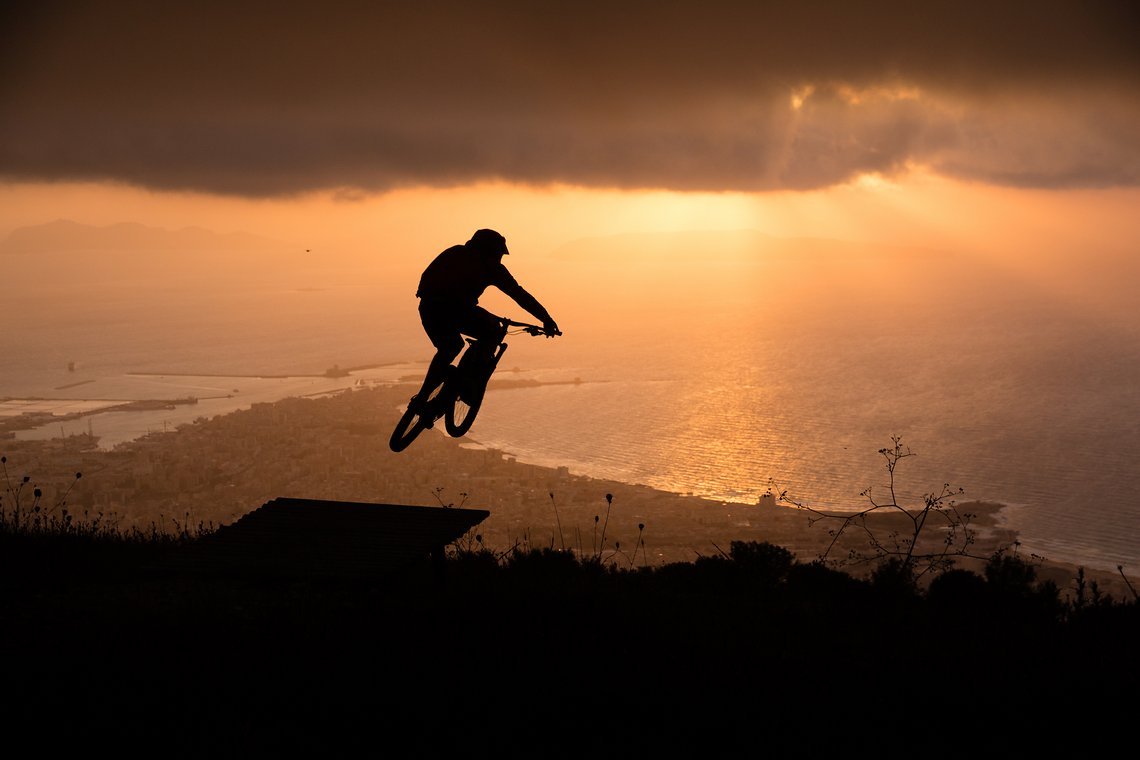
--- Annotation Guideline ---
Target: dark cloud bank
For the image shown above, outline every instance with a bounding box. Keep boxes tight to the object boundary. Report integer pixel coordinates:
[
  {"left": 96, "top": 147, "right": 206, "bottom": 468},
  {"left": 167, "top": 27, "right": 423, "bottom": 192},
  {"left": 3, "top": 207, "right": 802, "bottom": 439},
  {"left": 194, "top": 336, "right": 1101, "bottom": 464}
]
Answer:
[{"left": 2, "top": 0, "right": 1138, "bottom": 196}]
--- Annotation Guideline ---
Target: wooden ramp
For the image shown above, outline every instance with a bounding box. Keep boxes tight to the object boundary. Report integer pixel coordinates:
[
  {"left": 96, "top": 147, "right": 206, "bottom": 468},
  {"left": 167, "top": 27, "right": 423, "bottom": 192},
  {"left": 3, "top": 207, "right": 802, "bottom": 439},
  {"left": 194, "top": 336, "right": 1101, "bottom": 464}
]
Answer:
[{"left": 167, "top": 497, "right": 490, "bottom": 579}]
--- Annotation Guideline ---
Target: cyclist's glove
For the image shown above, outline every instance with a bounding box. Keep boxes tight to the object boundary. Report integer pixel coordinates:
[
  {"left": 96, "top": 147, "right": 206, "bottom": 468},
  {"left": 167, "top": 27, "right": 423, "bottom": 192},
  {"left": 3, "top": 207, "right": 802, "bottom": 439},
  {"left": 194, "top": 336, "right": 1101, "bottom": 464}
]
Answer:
[{"left": 543, "top": 318, "right": 561, "bottom": 336}]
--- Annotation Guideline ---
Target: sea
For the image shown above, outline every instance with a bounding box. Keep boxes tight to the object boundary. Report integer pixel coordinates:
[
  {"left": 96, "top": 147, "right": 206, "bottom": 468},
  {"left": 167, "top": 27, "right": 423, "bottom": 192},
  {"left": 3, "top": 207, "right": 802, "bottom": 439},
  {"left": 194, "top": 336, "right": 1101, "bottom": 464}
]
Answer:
[{"left": 3, "top": 235, "right": 1138, "bottom": 573}]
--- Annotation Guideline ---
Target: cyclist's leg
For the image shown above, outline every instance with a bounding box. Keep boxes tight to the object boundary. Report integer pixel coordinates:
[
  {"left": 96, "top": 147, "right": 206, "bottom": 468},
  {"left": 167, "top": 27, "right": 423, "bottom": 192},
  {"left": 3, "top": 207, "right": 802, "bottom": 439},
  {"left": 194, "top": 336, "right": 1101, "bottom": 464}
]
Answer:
[
  {"left": 414, "top": 301, "right": 464, "bottom": 412},
  {"left": 416, "top": 345, "right": 458, "bottom": 398},
  {"left": 457, "top": 306, "right": 503, "bottom": 360}
]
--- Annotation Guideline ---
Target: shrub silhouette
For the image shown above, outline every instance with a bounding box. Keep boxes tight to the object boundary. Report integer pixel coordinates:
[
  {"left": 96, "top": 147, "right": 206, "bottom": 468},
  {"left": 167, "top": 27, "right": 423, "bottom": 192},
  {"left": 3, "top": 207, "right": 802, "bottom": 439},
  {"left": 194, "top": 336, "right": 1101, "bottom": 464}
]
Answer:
[
  {"left": 728, "top": 539, "right": 795, "bottom": 585},
  {"left": 775, "top": 436, "right": 1006, "bottom": 582},
  {"left": 2, "top": 423, "right": 1137, "bottom": 759},
  {"left": 3, "top": 495, "right": 1137, "bottom": 756},
  {"left": 926, "top": 566, "right": 989, "bottom": 608}
]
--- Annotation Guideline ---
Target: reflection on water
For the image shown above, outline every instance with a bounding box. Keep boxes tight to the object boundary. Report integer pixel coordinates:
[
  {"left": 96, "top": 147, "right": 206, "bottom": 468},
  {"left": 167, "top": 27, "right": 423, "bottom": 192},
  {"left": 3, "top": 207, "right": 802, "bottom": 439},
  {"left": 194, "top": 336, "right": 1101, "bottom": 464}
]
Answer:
[
  {"left": 469, "top": 280, "right": 1140, "bottom": 573},
  {"left": 5, "top": 234, "right": 1139, "bottom": 572}
]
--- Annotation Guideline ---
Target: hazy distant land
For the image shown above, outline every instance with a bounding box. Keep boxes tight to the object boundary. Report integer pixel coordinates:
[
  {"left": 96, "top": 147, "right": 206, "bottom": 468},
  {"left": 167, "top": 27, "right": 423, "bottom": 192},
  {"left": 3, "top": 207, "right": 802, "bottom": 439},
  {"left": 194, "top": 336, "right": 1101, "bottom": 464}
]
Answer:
[{"left": 0, "top": 218, "right": 288, "bottom": 254}]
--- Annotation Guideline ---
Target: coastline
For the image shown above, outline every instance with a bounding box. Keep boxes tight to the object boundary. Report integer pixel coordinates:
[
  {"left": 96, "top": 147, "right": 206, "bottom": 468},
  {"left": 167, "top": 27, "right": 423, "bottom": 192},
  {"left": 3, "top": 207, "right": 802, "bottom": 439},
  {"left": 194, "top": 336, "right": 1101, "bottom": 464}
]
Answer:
[
  {"left": 124, "top": 360, "right": 410, "bottom": 379},
  {"left": 1, "top": 364, "right": 426, "bottom": 449},
  {"left": 2, "top": 380, "right": 1134, "bottom": 600},
  {"left": 0, "top": 369, "right": 595, "bottom": 446}
]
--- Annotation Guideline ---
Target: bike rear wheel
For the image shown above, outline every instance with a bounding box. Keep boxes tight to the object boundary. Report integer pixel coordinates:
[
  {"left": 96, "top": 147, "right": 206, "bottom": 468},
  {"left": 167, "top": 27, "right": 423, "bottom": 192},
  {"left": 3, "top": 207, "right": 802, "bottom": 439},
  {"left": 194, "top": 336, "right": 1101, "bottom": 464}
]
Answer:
[
  {"left": 444, "top": 394, "right": 483, "bottom": 437},
  {"left": 388, "top": 382, "right": 446, "bottom": 452}
]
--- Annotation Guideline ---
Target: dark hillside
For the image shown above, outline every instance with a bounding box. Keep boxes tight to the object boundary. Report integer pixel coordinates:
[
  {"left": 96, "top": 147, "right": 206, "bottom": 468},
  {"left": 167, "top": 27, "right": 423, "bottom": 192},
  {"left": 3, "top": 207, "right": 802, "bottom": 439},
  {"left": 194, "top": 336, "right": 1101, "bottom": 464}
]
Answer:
[{"left": 2, "top": 528, "right": 1136, "bottom": 756}]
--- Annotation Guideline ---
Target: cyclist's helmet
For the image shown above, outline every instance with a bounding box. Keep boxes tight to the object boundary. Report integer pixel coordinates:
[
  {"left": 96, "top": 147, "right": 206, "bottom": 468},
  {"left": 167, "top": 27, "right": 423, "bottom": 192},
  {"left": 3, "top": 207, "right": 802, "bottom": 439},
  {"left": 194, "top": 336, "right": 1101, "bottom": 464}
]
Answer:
[{"left": 467, "top": 228, "right": 509, "bottom": 255}]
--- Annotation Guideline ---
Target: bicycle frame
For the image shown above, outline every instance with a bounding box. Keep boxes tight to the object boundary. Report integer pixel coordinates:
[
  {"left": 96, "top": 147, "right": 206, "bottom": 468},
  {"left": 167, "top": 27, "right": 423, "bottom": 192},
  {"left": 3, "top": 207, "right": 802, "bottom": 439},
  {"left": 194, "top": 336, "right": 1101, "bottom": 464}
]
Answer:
[
  {"left": 443, "top": 316, "right": 555, "bottom": 435},
  {"left": 388, "top": 316, "right": 559, "bottom": 451}
]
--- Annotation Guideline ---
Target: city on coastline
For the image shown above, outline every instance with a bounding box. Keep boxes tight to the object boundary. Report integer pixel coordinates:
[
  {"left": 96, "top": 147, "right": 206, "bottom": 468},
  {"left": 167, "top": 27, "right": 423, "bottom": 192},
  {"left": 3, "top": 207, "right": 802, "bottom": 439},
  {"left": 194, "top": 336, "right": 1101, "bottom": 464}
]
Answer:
[{"left": 2, "top": 381, "right": 1131, "bottom": 596}]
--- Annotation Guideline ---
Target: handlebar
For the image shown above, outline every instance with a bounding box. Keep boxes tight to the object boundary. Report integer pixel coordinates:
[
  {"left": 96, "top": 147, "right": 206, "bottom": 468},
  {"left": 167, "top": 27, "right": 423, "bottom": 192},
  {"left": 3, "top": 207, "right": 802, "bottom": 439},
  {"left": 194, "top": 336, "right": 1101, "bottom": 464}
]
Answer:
[{"left": 502, "top": 318, "right": 562, "bottom": 337}]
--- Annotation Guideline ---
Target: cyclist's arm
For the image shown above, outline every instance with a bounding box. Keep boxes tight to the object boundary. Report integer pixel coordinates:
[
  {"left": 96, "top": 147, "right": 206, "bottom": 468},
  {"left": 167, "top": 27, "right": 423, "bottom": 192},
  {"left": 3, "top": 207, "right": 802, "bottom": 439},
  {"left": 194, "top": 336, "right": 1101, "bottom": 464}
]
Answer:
[{"left": 497, "top": 273, "right": 559, "bottom": 333}]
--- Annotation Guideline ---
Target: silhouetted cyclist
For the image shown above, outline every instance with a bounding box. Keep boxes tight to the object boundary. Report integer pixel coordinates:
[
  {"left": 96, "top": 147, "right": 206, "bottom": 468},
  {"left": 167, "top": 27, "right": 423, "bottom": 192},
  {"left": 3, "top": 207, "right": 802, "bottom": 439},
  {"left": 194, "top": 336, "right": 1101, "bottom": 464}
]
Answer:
[{"left": 409, "top": 228, "right": 560, "bottom": 422}]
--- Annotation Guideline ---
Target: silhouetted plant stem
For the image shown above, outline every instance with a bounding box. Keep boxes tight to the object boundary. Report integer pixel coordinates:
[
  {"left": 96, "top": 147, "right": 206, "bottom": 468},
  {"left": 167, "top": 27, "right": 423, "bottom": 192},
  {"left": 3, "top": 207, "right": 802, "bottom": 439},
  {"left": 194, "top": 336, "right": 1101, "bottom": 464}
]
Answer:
[
  {"left": 599, "top": 493, "right": 613, "bottom": 558},
  {"left": 633, "top": 523, "right": 646, "bottom": 568},
  {"left": 549, "top": 492, "right": 565, "bottom": 551},
  {"left": 429, "top": 487, "right": 468, "bottom": 509},
  {"left": 1118, "top": 565, "right": 1138, "bottom": 600}
]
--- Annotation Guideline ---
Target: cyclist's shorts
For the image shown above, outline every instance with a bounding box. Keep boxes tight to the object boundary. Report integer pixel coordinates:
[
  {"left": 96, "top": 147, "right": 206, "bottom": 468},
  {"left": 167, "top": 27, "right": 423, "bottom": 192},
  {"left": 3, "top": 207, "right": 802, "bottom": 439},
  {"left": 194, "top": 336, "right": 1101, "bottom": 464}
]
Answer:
[{"left": 418, "top": 299, "right": 501, "bottom": 353}]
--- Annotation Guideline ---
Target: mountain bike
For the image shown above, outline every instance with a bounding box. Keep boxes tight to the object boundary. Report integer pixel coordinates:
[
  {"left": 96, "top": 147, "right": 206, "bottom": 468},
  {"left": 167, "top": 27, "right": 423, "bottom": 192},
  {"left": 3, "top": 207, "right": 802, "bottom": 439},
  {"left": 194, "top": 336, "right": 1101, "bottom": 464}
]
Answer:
[{"left": 389, "top": 318, "right": 561, "bottom": 452}]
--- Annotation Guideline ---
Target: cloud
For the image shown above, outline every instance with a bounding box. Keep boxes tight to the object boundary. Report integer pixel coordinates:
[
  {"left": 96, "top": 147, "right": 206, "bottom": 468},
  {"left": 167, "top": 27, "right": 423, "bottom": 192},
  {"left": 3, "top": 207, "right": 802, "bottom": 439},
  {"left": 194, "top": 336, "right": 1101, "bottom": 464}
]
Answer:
[{"left": 2, "top": 0, "right": 1138, "bottom": 195}]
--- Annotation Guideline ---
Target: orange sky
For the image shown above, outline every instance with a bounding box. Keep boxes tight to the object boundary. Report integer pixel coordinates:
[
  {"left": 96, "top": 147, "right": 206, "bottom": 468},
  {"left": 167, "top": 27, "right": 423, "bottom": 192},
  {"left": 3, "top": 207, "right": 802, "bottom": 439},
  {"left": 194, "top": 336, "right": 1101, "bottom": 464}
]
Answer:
[
  {"left": 2, "top": 2, "right": 1138, "bottom": 294},
  {"left": 3, "top": 171, "right": 1138, "bottom": 259}
]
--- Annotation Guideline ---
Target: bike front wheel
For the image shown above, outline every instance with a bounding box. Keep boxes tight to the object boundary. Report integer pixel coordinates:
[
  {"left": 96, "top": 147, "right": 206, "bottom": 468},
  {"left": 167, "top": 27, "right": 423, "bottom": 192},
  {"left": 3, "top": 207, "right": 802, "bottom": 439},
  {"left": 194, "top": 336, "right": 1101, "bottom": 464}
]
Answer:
[{"left": 443, "top": 344, "right": 503, "bottom": 437}]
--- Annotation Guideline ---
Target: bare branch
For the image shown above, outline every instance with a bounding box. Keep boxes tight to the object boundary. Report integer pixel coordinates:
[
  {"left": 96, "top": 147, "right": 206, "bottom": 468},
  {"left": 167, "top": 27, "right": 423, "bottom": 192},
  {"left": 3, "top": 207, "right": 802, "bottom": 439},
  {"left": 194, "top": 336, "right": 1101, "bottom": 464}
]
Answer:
[{"left": 776, "top": 438, "right": 1007, "bottom": 581}]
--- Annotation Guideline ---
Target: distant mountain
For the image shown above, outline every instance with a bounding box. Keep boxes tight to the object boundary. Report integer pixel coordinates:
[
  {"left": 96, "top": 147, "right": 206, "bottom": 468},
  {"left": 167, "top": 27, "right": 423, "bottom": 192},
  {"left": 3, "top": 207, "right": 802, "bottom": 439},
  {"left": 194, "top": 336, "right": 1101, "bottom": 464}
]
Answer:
[{"left": 0, "top": 219, "right": 288, "bottom": 253}]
